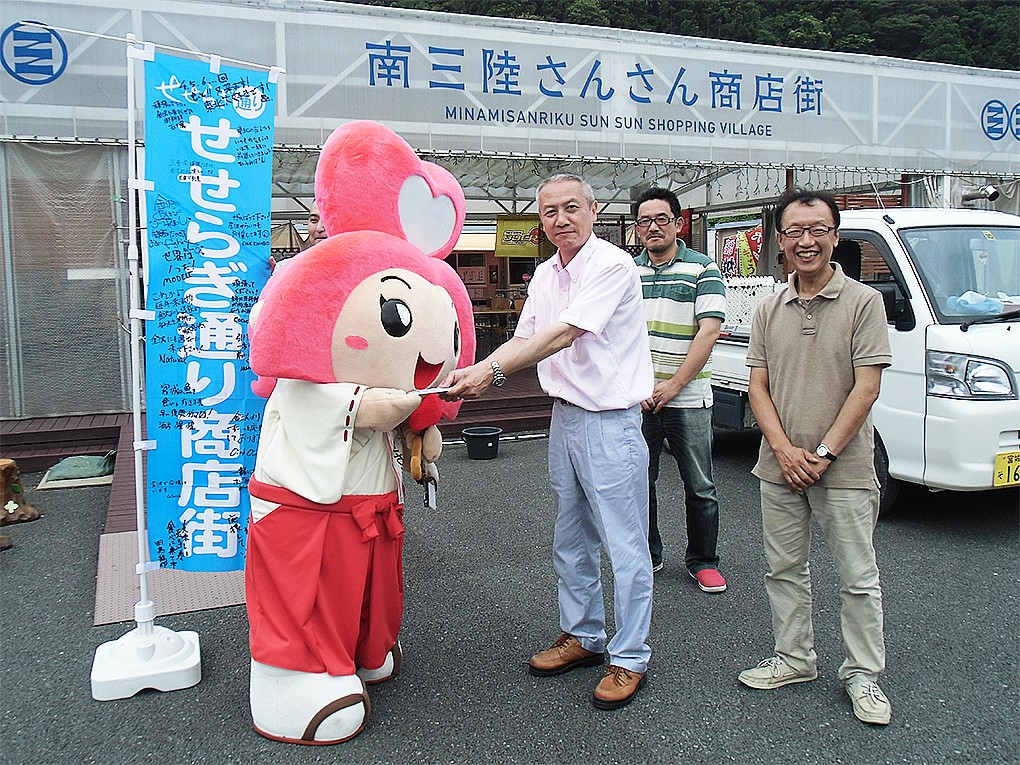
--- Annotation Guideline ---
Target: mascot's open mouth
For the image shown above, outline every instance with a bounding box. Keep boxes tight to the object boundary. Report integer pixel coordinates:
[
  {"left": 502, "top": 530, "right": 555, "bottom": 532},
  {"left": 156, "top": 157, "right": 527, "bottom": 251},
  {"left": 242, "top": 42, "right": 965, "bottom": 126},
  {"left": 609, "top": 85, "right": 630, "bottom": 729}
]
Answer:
[{"left": 414, "top": 356, "right": 444, "bottom": 390}]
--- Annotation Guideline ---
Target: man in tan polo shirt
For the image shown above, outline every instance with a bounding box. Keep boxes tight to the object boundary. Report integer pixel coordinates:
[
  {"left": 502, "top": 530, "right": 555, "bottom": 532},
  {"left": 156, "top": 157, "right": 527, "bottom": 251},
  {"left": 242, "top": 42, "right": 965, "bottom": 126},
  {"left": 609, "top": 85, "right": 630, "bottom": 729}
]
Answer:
[{"left": 738, "top": 188, "right": 893, "bottom": 726}]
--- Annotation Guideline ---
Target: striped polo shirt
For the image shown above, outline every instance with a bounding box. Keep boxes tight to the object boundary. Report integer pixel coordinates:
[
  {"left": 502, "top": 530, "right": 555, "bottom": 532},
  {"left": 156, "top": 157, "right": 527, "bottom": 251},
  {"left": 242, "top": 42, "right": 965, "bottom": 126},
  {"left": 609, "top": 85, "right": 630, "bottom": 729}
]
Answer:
[{"left": 635, "top": 243, "right": 727, "bottom": 408}]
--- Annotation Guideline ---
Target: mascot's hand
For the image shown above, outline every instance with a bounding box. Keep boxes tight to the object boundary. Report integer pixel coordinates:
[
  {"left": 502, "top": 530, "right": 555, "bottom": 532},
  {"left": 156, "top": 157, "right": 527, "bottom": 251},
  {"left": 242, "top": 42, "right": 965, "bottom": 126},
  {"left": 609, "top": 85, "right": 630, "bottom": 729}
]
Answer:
[
  {"left": 356, "top": 388, "right": 422, "bottom": 432},
  {"left": 410, "top": 450, "right": 440, "bottom": 488},
  {"left": 422, "top": 425, "right": 442, "bottom": 463},
  {"left": 422, "top": 458, "right": 439, "bottom": 487},
  {"left": 399, "top": 424, "right": 443, "bottom": 483}
]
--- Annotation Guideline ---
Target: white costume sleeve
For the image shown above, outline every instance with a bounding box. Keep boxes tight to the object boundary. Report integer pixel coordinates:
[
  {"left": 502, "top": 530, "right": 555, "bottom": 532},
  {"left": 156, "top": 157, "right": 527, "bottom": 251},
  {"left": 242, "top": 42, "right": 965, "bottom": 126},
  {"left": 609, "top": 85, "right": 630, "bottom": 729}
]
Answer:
[{"left": 254, "top": 379, "right": 365, "bottom": 505}]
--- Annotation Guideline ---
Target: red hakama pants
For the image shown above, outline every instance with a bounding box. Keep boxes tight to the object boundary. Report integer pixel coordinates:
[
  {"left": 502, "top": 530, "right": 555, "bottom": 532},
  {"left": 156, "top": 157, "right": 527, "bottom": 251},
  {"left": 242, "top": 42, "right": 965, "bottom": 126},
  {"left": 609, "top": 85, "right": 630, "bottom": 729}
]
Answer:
[{"left": 246, "top": 478, "right": 405, "bottom": 676}]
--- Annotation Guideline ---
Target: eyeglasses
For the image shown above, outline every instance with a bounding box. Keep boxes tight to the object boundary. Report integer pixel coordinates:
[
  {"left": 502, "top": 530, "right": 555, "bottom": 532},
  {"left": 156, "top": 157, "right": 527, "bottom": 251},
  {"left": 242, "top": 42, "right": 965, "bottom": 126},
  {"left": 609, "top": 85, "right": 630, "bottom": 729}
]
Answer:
[
  {"left": 779, "top": 225, "right": 837, "bottom": 239},
  {"left": 635, "top": 215, "right": 676, "bottom": 230}
]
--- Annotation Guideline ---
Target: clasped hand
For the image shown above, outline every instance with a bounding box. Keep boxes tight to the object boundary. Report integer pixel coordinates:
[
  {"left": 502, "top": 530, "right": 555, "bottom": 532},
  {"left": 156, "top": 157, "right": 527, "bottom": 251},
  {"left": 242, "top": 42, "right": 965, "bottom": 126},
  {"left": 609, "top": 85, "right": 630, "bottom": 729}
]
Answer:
[
  {"left": 775, "top": 444, "right": 830, "bottom": 493},
  {"left": 640, "top": 379, "right": 683, "bottom": 413}
]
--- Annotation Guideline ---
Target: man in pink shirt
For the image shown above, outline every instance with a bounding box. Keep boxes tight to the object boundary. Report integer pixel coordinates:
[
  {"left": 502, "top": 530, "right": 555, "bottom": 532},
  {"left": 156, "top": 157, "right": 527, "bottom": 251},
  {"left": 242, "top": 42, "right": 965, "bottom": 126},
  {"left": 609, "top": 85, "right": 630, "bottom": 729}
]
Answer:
[{"left": 443, "top": 173, "right": 654, "bottom": 710}]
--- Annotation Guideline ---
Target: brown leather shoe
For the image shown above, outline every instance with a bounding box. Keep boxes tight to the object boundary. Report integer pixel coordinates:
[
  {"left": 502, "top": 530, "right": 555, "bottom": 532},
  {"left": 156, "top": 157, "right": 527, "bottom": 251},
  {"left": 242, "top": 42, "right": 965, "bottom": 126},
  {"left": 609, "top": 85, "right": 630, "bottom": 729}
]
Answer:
[
  {"left": 593, "top": 664, "right": 646, "bottom": 710},
  {"left": 528, "top": 633, "right": 604, "bottom": 677}
]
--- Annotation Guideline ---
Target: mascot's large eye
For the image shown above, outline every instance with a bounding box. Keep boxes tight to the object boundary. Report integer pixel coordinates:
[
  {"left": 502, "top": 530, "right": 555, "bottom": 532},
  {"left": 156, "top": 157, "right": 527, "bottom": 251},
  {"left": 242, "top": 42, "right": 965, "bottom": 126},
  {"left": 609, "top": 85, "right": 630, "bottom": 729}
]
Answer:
[
  {"left": 380, "top": 297, "right": 412, "bottom": 337},
  {"left": 453, "top": 322, "right": 461, "bottom": 356}
]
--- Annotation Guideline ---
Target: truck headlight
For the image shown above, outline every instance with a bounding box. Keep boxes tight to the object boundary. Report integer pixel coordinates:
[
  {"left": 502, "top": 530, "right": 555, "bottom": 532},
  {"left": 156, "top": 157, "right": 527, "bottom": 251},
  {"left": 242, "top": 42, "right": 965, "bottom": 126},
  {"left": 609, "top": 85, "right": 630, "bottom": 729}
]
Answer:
[{"left": 926, "top": 352, "right": 1017, "bottom": 399}]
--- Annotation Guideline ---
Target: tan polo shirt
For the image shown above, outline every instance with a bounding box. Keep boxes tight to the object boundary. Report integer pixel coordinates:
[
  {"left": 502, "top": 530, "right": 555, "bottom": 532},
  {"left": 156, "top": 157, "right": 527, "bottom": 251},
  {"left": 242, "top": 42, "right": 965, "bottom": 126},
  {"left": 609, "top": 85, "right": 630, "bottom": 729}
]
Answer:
[{"left": 746, "top": 263, "right": 892, "bottom": 489}]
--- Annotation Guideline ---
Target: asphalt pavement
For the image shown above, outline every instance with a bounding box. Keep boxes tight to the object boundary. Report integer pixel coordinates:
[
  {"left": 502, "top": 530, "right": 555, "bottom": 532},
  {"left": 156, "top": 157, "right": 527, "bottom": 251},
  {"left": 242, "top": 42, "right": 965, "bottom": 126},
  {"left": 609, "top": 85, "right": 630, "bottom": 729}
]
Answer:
[{"left": 1, "top": 428, "right": 1017, "bottom": 765}]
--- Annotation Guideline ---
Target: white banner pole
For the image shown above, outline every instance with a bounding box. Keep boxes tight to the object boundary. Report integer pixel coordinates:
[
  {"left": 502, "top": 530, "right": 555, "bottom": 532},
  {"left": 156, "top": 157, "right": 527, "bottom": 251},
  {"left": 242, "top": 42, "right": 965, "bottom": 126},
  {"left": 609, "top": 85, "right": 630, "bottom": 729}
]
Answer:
[
  {"left": 125, "top": 34, "right": 152, "bottom": 622},
  {"left": 90, "top": 33, "right": 201, "bottom": 702}
]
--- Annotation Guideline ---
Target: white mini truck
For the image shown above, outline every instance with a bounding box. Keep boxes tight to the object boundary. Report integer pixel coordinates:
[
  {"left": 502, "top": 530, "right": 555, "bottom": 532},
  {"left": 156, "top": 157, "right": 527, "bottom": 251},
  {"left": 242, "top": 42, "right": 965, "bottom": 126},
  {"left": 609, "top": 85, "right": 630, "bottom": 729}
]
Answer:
[{"left": 711, "top": 208, "right": 1020, "bottom": 512}]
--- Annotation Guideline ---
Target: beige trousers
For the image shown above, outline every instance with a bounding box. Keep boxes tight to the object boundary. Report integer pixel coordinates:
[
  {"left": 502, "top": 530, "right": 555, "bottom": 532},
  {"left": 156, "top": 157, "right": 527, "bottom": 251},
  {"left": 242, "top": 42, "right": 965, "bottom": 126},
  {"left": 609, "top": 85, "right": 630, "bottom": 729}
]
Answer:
[{"left": 759, "top": 480, "right": 886, "bottom": 682}]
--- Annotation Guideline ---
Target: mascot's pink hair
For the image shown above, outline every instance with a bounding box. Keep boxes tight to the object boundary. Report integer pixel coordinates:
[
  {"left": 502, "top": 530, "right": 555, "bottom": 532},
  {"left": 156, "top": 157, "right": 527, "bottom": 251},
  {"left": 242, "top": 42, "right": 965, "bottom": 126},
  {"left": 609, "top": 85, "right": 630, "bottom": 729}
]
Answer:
[
  {"left": 248, "top": 120, "right": 475, "bottom": 422},
  {"left": 249, "top": 231, "right": 475, "bottom": 387},
  {"left": 314, "top": 121, "right": 465, "bottom": 258}
]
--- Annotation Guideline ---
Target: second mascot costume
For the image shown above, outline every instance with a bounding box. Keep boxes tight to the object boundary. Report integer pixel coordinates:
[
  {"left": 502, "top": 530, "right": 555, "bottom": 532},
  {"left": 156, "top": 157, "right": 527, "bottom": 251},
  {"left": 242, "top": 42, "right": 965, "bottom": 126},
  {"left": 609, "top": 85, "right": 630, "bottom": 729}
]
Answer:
[{"left": 244, "top": 121, "right": 476, "bottom": 745}]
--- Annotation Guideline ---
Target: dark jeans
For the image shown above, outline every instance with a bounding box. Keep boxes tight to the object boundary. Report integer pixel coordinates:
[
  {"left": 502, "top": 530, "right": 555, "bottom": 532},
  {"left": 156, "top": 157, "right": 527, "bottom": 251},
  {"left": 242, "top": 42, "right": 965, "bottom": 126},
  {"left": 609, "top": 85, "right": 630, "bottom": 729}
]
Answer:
[{"left": 642, "top": 405, "right": 720, "bottom": 572}]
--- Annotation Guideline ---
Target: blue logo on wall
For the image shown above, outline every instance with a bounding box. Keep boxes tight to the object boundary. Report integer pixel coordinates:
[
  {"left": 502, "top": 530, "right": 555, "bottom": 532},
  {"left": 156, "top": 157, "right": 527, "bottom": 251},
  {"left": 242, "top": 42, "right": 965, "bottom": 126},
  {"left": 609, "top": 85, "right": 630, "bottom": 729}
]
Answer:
[
  {"left": 1, "top": 21, "right": 68, "bottom": 85},
  {"left": 980, "top": 100, "right": 1009, "bottom": 141}
]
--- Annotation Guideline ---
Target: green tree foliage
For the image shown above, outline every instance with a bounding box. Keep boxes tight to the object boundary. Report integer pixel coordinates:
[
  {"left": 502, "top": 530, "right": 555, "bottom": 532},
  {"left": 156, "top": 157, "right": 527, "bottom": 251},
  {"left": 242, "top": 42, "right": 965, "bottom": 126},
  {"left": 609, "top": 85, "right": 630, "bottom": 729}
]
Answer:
[
  {"left": 825, "top": 6, "right": 874, "bottom": 55},
  {"left": 963, "top": 3, "right": 1019, "bottom": 70},
  {"left": 917, "top": 17, "right": 974, "bottom": 66},
  {"left": 770, "top": 12, "right": 833, "bottom": 50},
  {"left": 348, "top": 0, "right": 1018, "bottom": 71}
]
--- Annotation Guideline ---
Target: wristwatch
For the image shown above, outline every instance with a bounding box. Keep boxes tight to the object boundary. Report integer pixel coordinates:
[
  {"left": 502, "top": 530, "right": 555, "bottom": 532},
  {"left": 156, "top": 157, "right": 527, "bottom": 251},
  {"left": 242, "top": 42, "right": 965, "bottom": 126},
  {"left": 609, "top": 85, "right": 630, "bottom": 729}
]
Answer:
[
  {"left": 491, "top": 361, "right": 507, "bottom": 387},
  {"left": 815, "top": 443, "right": 838, "bottom": 461}
]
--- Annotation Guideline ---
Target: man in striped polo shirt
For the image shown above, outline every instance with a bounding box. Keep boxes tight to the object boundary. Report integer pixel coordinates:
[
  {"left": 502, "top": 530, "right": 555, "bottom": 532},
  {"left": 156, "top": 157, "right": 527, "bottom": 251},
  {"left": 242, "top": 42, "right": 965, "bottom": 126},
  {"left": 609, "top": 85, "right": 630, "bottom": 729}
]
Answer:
[{"left": 633, "top": 187, "right": 728, "bottom": 593}]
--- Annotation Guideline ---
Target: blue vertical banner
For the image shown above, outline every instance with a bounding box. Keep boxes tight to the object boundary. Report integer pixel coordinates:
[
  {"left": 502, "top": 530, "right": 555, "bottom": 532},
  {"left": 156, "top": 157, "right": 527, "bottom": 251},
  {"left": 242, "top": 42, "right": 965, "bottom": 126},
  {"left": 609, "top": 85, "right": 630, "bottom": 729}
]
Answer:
[{"left": 143, "top": 51, "right": 276, "bottom": 571}]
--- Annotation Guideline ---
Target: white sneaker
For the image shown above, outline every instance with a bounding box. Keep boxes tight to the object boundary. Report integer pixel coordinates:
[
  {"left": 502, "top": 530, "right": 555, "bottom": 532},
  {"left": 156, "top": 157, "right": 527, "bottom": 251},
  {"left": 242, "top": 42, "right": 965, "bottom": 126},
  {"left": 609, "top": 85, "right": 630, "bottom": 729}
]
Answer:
[
  {"left": 738, "top": 656, "right": 817, "bottom": 690},
  {"left": 846, "top": 676, "right": 892, "bottom": 725}
]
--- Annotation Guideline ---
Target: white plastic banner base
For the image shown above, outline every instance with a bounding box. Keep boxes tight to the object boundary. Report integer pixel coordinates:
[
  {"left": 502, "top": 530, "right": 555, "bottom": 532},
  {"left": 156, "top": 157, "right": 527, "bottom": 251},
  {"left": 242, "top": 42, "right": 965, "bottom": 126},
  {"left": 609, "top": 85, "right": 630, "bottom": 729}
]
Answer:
[{"left": 91, "top": 625, "right": 201, "bottom": 701}]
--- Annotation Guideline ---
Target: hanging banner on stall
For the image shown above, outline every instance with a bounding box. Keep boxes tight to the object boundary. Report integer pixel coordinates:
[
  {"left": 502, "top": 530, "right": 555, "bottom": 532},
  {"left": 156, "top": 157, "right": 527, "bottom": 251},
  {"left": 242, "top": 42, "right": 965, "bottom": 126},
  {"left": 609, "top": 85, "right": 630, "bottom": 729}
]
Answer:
[
  {"left": 143, "top": 51, "right": 276, "bottom": 572},
  {"left": 495, "top": 215, "right": 550, "bottom": 258},
  {"left": 738, "top": 224, "right": 762, "bottom": 275},
  {"left": 738, "top": 226, "right": 763, "bottom": 276},
  {"left": 719, "top": 225, "right": 763, "bottom": 277}
]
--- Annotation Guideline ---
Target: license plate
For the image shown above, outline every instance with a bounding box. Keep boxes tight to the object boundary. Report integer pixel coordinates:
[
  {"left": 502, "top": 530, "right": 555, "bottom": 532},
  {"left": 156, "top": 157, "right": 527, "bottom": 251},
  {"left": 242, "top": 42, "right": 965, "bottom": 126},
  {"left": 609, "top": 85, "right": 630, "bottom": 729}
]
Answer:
[{"left": 993, "top": 450, "right": 1020, "bottom": 487}]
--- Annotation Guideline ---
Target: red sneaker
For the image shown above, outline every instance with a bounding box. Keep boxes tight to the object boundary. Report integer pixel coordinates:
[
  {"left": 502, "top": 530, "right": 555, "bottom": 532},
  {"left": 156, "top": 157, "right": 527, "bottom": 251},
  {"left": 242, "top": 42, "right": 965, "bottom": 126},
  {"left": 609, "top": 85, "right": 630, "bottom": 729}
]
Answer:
[{"left": 691, "top": 568, "right": 727, "bottom": 593}]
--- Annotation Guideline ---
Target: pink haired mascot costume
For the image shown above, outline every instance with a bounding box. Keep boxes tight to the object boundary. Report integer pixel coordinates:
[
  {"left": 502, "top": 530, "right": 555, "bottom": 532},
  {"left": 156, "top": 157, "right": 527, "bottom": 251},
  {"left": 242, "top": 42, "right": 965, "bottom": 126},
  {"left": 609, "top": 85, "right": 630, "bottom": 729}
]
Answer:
[{"left": 244, "top": 121, "right": 475, "bottom": 745}]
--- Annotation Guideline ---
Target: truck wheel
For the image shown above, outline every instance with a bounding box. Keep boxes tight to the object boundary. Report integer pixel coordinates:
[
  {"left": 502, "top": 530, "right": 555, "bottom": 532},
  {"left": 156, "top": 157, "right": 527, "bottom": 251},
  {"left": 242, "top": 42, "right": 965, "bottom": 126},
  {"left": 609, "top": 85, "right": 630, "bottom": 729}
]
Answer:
[{"left": 874, "top": 434, "right": 900, "bottom": 516}]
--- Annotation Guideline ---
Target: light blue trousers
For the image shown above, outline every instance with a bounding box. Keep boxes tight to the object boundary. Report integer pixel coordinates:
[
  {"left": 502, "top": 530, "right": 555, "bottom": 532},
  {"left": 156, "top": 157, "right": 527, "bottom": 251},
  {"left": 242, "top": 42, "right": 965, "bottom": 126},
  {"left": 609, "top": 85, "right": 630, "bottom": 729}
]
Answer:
[{"left": 548, "top": 401, "right": 653, "bottom": 672}]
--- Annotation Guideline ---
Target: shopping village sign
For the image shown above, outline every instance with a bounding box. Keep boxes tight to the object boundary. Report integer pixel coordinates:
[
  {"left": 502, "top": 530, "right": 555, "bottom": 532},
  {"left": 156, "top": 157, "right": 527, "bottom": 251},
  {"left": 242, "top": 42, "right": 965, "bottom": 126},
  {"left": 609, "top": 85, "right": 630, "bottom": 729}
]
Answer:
[{"left": 1, "top": 0, "right": 1018, "bottom": 176}]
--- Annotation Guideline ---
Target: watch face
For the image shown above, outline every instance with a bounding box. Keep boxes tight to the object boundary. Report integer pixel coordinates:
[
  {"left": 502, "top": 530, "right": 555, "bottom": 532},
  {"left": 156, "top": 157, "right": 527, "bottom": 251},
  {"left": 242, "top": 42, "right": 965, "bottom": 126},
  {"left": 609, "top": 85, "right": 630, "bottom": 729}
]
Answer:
[{"left": 815, "top": 444, "right": 836, "bottom": 460}]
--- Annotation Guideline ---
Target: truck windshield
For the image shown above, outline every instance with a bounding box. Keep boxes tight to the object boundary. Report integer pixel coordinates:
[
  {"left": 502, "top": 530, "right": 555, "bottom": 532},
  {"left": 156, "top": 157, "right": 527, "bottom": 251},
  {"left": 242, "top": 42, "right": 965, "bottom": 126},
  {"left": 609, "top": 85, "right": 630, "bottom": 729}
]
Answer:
[{"left": 900, "top": 225, "right": 1020, "bottom": 324}]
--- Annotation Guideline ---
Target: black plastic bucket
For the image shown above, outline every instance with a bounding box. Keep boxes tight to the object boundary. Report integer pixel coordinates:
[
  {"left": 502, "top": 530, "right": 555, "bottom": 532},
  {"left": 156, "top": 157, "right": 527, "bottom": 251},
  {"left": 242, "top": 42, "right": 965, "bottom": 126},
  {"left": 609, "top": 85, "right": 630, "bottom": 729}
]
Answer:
[{"left": 462, "top": 426, "right": 503, "bottom": 460}]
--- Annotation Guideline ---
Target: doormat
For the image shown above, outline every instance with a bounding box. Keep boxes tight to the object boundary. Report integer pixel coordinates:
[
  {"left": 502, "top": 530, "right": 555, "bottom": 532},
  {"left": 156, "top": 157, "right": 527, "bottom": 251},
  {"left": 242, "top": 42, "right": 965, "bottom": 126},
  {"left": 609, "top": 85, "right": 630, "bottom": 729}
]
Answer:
[
  {"left": 37, "top": 472, "right": 114, "bottom": 490},
  {"left": 37, "top": 452, "right": 117, "bottom": 490},
  {"left": 94, "top": 531, "right": 244, "bottom": 625}
]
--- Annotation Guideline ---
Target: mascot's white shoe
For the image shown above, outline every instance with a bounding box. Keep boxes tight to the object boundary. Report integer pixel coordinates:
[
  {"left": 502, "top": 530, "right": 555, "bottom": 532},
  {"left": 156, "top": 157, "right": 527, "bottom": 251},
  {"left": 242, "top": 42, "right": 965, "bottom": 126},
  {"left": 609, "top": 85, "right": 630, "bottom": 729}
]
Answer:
[
  {"left": 356, "top": 641, "right": 403, "bottom": 685},
  {"left": 249, "top": 660, "right": 370, "bottom": 745}
]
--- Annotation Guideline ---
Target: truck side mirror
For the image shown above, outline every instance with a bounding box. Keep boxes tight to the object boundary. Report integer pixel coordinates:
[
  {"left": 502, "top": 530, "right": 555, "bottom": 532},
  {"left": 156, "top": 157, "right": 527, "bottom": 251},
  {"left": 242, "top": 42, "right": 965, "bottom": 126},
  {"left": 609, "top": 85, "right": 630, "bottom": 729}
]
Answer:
[
  {"left": 894, "top": 304, "right": 916, "bottom": 331},
  {"left": 874, "top": 282, "right": 896, "bottom": 318},
  {"left": 873, "top": 282, "right": 915, "bottom": 331}
]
